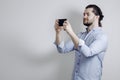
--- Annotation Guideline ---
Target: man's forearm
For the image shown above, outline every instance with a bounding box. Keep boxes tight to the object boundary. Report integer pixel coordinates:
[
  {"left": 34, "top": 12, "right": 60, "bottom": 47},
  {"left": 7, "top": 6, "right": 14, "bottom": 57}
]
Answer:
[
  {"left": 66, "top": 30, "right": 79, "bottom": 49},
  {"left": 55, "top": 33, "right": 61, "bottom": 45}
]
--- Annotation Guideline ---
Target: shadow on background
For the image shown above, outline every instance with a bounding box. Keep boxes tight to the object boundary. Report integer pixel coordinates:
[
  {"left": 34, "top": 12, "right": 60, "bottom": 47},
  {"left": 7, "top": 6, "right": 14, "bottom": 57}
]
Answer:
[{"left": 0, "top": 10, "right": 84, "bottom": 80}]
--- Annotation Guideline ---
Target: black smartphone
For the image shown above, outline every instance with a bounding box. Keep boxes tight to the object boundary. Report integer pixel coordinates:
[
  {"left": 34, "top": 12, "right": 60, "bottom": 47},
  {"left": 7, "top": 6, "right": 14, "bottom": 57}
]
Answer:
[{"left": 58, "top": 19, "right": 67, "bottom": 26}]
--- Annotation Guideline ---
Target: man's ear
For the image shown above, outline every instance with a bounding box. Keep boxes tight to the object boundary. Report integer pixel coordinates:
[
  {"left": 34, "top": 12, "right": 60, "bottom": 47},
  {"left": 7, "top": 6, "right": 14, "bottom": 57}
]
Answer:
[{"left": 96, "top": 15, "right": 100, "bottom": 19}]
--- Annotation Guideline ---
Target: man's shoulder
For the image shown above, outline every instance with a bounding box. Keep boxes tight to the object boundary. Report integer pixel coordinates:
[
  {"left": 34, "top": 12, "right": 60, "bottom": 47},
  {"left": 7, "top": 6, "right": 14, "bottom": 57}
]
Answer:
[{"left": 93, "top": 30, "right": 108, "bottom": 39}]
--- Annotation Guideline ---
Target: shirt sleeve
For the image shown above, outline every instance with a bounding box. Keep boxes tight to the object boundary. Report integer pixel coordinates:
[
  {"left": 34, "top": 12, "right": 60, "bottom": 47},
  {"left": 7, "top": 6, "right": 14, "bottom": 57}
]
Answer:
[
  {"left": 54, "top": 40, "right": 74, "bottom": 53},
  {"left": 78, "top": 34, "right": 108, "bottom": 57}
]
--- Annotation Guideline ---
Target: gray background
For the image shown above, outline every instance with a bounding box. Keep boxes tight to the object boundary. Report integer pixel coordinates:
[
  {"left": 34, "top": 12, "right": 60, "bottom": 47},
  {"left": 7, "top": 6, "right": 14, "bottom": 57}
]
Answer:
[{"left": 0, "top": 0, "right": 120, "bottom": 80}]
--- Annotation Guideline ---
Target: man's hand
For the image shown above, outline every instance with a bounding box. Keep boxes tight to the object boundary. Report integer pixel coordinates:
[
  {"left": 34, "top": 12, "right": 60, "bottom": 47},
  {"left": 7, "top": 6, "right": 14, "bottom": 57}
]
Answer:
[
  {"left": 63, "top": 20, "right": 73, "bottom": 33},
  {"left": 54, "top": 19, "right": 64, "bottom": 33}
]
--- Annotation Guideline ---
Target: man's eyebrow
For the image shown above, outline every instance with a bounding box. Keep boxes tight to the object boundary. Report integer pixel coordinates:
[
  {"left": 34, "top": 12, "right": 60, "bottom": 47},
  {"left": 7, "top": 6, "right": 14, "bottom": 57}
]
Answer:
[{"left": 83, "top": 12, "right": 89, "bottom": 14}]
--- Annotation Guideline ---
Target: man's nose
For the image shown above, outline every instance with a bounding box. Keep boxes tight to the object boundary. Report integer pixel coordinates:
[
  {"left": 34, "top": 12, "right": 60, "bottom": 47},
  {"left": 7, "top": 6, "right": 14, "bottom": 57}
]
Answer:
[{"left": 84, "top": 15, "right": 87, "bottom": 18}]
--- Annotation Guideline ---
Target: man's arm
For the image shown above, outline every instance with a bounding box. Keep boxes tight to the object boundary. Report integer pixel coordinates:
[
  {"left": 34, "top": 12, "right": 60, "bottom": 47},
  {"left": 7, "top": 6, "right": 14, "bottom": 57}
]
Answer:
[
  {"left": 63, "top": 21, "right": 84, "bottom": 49},
  {"left": 78, "top": 34, "right": 108, "bottom": 57},
  {"left": 54, "top": 20, "right": 63, "bottom": 45},
  {"left": 54, "top": 20, "right": 74, "bottom": 53}
]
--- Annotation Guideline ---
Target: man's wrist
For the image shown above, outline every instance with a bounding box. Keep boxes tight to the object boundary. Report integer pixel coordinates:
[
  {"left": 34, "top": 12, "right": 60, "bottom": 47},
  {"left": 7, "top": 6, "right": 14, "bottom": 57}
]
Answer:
[{"left": 66, "top": 29, "right": 74, "bottom": 35}]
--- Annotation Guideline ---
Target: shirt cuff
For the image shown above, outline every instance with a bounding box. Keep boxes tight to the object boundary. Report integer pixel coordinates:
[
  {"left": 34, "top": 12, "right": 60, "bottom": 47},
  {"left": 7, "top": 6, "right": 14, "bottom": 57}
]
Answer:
[
  {"left": 54, "top": 41, "right": 64, "bottom": 48},
  {"left": 78, "top": 39, "right": 85, "bottom": 46}
]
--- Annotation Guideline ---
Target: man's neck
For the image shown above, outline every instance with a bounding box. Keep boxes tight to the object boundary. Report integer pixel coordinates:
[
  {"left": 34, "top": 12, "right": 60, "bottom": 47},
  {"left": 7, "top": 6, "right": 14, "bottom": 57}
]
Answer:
[{"left": 87, "top": 22, "right": 99, "bottom": 32}]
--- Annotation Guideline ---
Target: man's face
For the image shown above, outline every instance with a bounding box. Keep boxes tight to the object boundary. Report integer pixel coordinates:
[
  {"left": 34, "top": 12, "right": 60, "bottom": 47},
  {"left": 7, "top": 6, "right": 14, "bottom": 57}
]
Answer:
[{"left": 83, "top": 8, "right": 96, "bottom": 27}]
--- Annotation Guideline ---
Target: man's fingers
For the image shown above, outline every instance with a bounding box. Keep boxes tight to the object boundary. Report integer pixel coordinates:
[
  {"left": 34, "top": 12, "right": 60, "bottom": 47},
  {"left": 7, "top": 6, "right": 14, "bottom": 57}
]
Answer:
[
  {"left": 55, "top": 19, "right": 59, "bottom": 24},
  {"left": 63, "top": 22, "right": 67, "bottom": 26}
]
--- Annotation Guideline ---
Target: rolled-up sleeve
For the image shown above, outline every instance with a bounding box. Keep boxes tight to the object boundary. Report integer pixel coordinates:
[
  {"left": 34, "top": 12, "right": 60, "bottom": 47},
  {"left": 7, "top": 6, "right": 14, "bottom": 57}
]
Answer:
[
  {"left": 54, "top": 40, "right": 74, "bottom": 53},
  {"left": 78, "top": 34, "right": 108, "bottom": 57}
]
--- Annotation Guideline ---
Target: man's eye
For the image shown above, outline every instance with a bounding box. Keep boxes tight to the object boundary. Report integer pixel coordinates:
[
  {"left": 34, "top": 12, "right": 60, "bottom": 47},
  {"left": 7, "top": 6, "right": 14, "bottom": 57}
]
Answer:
[
  {"left": 87, "top": 13, "right": 89, "bottom": 16},
  {"left": 83, "top": 13, "right": 85, "bottom": 16}
]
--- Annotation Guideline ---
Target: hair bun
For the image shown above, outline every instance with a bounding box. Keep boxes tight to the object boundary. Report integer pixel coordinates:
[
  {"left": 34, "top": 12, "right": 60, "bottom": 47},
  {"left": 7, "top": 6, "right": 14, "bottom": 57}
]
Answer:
[{"left": 100, "top": 15, "right": 104, "bottom": 21}]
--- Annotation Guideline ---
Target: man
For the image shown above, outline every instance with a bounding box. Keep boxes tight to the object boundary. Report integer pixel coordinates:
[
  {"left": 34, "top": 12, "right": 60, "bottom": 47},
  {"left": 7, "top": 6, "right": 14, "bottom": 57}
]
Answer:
[{"left": 54, "top": 4, "right": 108, "bottom": 80}]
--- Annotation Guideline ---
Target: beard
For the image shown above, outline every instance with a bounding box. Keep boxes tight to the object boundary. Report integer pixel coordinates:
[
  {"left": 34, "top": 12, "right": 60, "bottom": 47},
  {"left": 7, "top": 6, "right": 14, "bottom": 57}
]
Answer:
[
  {"left": 83, "top": 18, "right": 93, "bottom": 27},
  {"left": 83, "top": 22, "right": 92, "bottom": 27}
]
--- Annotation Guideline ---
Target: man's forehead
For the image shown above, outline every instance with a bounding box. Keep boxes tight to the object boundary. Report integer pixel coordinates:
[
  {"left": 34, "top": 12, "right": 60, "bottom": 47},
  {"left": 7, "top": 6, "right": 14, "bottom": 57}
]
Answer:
[{"left": 84, "top": 8, "right": 93, "bottom": 13}]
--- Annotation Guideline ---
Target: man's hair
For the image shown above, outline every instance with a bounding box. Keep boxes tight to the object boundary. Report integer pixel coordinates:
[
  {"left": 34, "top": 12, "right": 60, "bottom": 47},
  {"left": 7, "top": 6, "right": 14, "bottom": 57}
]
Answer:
[{"left": 86, "top": 4, "right": 104, "bottom": 27}]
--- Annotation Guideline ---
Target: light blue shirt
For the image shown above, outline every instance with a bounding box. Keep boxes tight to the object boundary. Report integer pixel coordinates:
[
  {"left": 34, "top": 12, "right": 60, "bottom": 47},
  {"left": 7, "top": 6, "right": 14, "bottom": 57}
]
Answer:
[{"left": 55, "top": 27, "right": 108, "bottom": 80}]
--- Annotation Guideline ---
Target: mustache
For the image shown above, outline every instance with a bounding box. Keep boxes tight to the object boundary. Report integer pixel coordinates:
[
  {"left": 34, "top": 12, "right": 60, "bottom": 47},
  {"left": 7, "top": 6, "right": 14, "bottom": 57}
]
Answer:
[{"left": 83, "top": 18, "right": 88, "bottom": 21}]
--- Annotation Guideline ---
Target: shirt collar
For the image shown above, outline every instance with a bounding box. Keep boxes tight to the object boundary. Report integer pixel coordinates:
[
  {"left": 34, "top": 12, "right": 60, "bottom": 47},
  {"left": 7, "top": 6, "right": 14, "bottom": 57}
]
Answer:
[{"left": 86, "top": 27, "right": 102, "bottom": 33}]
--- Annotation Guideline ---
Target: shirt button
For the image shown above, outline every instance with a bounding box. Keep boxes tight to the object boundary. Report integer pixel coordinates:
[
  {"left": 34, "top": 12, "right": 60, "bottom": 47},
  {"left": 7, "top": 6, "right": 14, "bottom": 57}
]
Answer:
[{"left": 76, "top": 71, "right": 78, "bottom": 73}]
